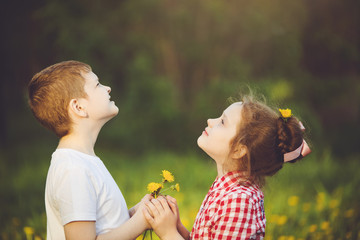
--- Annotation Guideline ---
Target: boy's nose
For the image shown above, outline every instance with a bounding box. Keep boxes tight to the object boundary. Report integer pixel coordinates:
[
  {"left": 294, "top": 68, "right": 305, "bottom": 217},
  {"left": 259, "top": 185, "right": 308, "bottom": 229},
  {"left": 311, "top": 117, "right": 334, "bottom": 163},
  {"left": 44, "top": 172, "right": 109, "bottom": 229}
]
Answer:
[{"left": 107, "top": 86, "right": 111, "bottom": 93}]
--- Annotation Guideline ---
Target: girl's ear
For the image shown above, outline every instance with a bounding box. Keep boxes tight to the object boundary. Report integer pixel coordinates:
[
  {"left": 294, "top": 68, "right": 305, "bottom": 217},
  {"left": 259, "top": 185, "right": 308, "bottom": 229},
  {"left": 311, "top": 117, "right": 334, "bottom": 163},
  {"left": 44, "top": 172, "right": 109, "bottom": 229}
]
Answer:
[
  {"left": 232, "top": 144, "right": 247, "bottom": 159},
  {"left": 69, "top": 98, "right": 88, "bottom": 118}
]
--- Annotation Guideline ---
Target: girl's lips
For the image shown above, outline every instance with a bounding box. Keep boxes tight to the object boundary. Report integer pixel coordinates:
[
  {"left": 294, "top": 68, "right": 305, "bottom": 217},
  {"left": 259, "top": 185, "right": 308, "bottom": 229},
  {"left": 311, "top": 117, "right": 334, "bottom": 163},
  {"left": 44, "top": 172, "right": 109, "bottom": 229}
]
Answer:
[{"left": 203, "top": 129, "right": 209, "bottom": 136}]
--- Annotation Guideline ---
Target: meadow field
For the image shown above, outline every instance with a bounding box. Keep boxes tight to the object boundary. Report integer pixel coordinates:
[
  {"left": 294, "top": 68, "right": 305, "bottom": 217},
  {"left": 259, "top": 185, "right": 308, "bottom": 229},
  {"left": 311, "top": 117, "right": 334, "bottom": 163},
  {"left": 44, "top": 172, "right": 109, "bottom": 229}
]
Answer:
[
  {"left": 1, "top": 0, "right": 359, "bottom": 239},
  {"left": 1, "top": 144, "right": 359, "bottom": 240}
]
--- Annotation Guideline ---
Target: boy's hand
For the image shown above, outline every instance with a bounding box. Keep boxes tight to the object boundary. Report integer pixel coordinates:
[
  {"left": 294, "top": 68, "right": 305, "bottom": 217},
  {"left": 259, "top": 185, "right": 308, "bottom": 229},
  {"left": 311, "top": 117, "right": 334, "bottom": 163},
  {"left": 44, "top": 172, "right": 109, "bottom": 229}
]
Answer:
[
  {"left": 129, "top": 194, "right": 153, "bottom": 217},
  {"left": 143, "top": 196, "right": 179, "bottom": 240}
]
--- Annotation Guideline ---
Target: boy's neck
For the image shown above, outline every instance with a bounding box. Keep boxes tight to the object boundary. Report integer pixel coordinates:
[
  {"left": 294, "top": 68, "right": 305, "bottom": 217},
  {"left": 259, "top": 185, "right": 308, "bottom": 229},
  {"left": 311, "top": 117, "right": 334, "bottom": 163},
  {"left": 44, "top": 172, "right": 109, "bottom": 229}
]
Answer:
[{"left": 58, "top": 129, "right": 99, "bottom": 157}]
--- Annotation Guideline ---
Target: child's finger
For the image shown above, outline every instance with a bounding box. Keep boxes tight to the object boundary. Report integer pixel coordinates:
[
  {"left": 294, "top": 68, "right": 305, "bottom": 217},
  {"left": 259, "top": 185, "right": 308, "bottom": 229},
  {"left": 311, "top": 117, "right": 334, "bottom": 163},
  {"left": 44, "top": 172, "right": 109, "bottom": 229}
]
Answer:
[
  {"left": 144, "top": 204, "right": 155, "bottom": 217},
  {"left": 166, "top": 195, "right": 177, "bottom": 204},
  {"left": 143, "top": 194, "right": 154, "bottom": 202},
  {"left": 151, "top": 198, "right": 165, "bottom": 213},
  {"left": 168, "top": 200, "right": 178, "bottom": 216},
  {"left": 146, "top": 200, "right": 160, "bottom": 217},
  {"left": 142, "top": 208, "right": 155, "bottom": 226},
  {"left": 158, "top": 196, "right": 171, "bottom": 211}
]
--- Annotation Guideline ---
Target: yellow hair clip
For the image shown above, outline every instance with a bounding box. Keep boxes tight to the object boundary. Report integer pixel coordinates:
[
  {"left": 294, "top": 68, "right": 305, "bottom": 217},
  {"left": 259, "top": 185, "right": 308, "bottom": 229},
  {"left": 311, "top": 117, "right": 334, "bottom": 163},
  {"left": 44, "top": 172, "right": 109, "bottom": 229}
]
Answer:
[{"left": 279, "top": 108, "right": 292, "bottom": 121}]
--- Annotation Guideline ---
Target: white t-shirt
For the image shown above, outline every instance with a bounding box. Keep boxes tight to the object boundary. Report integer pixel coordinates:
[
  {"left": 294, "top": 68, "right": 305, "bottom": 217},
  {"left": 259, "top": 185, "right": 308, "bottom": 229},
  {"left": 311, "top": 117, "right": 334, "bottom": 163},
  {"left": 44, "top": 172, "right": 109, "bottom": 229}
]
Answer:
[{"left": 45, "top": 148, "right": 130, "bottom": 240}]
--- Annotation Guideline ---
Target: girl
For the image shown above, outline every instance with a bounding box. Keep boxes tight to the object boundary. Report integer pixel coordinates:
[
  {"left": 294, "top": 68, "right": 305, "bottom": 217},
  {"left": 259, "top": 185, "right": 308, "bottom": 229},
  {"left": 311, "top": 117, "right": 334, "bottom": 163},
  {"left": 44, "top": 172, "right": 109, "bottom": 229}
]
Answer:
[{"left": 143, "top": 95, "right": 311, "bottom": 240}]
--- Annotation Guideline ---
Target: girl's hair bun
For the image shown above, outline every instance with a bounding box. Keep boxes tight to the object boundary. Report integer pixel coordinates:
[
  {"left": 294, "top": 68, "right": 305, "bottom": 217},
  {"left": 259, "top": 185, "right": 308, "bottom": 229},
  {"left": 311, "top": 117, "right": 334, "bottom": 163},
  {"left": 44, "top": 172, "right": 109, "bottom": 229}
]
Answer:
[{"left": 276, "top": 116, "right": 303, "bottom": 161}]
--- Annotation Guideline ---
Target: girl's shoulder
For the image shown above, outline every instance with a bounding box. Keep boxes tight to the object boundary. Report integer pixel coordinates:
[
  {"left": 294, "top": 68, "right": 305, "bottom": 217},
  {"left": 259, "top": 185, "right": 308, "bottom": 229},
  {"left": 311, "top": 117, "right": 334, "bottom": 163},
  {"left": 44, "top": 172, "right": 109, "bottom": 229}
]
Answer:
[{"left": 222, "top": 183, "right": 264, "bottom": 204}]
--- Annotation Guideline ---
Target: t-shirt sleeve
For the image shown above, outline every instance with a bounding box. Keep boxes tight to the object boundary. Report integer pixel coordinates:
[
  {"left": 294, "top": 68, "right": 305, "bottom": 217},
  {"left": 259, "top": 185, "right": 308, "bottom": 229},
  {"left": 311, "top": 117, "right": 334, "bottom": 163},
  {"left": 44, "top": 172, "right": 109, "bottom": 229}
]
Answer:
[
  {"left": 210, "top": 193, "right": 256, "bottom": 240},
  {"left": 54, "top": 164, "right": 98, "bottom": 225}
]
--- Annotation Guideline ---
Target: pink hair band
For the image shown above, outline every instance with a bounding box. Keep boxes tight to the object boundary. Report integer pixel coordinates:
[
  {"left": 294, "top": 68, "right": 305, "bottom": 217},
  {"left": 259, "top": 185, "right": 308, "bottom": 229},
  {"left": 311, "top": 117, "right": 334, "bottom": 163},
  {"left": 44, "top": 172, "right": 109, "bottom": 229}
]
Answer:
[
  {"left": 283, "top": 121, "right": 311, "bottom": 162},
  {"left": 284, "top": 140, "right": 311, "bottom": 162}
]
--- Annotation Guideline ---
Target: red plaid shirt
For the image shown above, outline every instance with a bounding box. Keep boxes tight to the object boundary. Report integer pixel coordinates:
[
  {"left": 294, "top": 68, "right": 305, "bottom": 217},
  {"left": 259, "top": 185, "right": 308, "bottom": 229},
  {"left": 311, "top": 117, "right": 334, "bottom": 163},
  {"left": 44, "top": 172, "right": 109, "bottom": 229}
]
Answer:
[{"left": 190, "top": 171, "right": 266, "bottom": 240}]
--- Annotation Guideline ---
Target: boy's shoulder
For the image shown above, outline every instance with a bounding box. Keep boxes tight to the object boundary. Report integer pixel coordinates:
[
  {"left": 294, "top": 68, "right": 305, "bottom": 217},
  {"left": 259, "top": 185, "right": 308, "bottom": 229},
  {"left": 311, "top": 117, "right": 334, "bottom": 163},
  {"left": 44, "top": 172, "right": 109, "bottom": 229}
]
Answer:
[{"left": 50, "top": 148, "right": 100, "bottom": 171}]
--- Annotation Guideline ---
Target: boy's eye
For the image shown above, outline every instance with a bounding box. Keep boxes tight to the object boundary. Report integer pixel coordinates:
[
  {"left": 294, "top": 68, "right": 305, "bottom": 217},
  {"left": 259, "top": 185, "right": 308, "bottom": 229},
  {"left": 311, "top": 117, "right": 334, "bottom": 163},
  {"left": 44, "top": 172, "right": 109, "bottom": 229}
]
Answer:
[
  {"left": 96, "top": 83, "right": 100, "bottom": 87},
  {"left": 221, "top": 119, "right": 224, "bottom": 124}
]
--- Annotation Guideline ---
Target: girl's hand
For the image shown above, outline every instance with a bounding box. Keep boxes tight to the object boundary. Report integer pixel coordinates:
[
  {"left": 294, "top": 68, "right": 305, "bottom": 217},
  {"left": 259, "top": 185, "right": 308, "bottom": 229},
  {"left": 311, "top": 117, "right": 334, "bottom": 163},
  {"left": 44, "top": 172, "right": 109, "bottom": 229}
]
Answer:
[
  {"left": 165, "top": 195, "right": 181, "bottom": 228},
  {"left": 166, "top": 195, "right": 190, "bottom": 240},
  {"left": 143, "top": 196, "right": 180, "bottom": 240}
]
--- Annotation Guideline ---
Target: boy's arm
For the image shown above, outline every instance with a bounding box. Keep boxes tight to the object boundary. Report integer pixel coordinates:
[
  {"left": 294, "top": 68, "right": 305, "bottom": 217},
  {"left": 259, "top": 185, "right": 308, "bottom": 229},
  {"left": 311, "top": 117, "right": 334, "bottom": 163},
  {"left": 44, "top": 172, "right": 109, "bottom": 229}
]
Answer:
[
  {"left": 64, "top": 221, "right": 97, "bottom": 240},
  {"left": 97, "top": 208, "right": 150, "bottom": 240},
  {"left": 64, "top": 201, "right": 151, "bottom": 240}
]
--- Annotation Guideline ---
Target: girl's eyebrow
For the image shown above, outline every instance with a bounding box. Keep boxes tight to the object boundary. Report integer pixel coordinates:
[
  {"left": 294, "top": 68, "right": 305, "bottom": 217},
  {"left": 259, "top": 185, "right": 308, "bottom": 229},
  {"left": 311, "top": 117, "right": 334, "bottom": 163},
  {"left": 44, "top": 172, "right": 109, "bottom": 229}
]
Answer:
[
  {"left": 222, "top": 112, "right": 228, "bottom": 119},
  {"left": 222, "top": 113, "right": 228, "bottom": 122}
]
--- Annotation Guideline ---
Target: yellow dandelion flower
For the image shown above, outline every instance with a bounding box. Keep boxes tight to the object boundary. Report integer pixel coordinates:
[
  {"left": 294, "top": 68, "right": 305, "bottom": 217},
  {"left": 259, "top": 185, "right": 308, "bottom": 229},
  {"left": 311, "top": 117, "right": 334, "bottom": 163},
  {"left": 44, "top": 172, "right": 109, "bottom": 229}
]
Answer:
[
  {"left": 35, "top": 236, "right": 42, "bottom": 240},
  {"left": 277, "top": 215, "right": 288, "bottom": 225},
  {"left": 287, "top": 236, "right": 295, "bottom": 240},
  {"left": 309, "top": 224, "right": 317, "bottom": 233},
  {"left": 321, "top": 221, "right": 330, "bottom": 231},
  {"left": 170, "top": 183, "right": 180, "bottom": 192},
  {"left": 162, "top": 170, "right": 174, "bottom": 182},
  {"left": 278, "top": 236, "right": 287, "bottom": 240},
  {"left": 147, "top": 182, "right": 163, "bottom": 193},
  {"left": 279, "top": 108, "right": 292, "bottom": 118},
  {"left": 288, "top": 196, "right": 299, "bottom": 207},
  {"left": 24, "top": 227, "right": 35, "bottom": 235}
]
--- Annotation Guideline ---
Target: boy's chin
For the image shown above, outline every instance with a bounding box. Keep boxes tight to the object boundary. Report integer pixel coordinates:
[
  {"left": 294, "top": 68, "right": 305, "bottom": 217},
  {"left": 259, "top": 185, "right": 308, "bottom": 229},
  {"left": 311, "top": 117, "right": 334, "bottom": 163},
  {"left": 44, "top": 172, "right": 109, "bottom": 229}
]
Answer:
[{"left": 110, "top": 105, "right": 119, "bottom": 116}]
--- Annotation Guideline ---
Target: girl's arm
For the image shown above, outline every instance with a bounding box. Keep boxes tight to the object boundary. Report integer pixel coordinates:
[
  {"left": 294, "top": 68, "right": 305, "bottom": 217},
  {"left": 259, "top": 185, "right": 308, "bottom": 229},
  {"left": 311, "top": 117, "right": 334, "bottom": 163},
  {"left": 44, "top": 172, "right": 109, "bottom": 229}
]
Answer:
[
  {"left": 143, "top": 196, "right": 185, "bottom": 240},
  {"left": 165, "top": 195, "right": 190, "bottom": 240}
]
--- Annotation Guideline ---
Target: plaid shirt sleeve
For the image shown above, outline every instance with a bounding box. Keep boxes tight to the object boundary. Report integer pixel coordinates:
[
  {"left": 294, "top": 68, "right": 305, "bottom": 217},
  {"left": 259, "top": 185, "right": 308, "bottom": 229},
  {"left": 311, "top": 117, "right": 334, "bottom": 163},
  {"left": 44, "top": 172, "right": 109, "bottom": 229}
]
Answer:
[{"left": 210, "top": 192, "right": 260, "bottom": 240}]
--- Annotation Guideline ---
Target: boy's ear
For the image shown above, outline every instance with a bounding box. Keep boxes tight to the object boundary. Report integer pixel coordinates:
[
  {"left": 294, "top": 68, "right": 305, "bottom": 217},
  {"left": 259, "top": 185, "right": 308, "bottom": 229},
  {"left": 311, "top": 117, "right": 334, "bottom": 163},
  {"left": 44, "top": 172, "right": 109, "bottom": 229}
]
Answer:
[
  {"left": 232, "top": 144, "right": 247, "bottom": 159},
  {"left": 69, "top": 98, "right": 88, "bottom": 118}
]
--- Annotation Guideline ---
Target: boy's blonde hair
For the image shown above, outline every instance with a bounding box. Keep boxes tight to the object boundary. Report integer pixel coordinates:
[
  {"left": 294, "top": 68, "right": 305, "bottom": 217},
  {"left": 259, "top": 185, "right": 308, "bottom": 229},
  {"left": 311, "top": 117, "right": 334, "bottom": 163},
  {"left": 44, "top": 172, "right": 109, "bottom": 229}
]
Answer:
[{"left": 28, "top": 60, "right": 91, "bottom": 137}]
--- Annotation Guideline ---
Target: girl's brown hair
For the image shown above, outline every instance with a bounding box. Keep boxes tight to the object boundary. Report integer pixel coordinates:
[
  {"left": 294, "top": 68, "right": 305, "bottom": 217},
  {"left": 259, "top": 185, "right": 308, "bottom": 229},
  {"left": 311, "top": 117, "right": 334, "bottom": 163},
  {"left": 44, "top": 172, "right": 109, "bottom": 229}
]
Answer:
[
  {"left": 230, "top": 95, "right": 305, "bottom": 187},
  {"left": 28, "top": 60, "right": 91, "bottom": 137}
]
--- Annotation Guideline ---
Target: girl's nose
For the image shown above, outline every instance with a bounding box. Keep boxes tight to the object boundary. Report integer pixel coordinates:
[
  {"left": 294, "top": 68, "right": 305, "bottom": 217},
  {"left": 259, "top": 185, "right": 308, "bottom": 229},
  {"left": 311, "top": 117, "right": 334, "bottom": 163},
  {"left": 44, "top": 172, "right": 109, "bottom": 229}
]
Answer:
[
  {"left": 207, "top": 118, "right": 214, "bottom": 127},
  {"left": 106, "top": 86, "right": 111, "bottom": 93}
]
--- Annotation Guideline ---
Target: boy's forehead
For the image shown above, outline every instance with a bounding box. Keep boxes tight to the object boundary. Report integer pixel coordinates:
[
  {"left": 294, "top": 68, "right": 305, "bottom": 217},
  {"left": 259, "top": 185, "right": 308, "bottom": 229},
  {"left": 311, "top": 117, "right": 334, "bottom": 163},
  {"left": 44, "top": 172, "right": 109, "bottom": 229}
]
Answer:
[{"left": 82, "top": 71, "right": 98, "bottom": 82}]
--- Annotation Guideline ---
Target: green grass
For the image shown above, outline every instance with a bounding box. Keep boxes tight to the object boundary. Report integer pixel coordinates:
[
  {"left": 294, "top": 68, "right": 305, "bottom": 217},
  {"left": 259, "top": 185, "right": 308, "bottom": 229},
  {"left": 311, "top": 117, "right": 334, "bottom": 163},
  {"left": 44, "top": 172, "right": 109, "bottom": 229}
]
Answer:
[{"left": 1, "top": 145, "right": 359, "bottom": 240}]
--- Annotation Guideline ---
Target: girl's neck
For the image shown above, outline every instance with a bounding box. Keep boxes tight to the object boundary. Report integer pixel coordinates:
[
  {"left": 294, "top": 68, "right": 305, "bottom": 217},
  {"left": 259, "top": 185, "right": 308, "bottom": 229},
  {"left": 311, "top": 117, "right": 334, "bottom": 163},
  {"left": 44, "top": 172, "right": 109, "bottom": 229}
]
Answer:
[{"left": 216, "top": 164, "right": 227, "bottom": 178}]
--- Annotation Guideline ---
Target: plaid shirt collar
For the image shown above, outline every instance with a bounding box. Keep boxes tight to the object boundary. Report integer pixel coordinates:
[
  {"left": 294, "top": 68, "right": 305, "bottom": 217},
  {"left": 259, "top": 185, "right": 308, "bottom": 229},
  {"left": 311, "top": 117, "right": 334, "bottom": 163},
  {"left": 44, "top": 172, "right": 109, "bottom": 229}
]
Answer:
[{"left": 210, "top": 171, "right": 253, "bottom": 192}]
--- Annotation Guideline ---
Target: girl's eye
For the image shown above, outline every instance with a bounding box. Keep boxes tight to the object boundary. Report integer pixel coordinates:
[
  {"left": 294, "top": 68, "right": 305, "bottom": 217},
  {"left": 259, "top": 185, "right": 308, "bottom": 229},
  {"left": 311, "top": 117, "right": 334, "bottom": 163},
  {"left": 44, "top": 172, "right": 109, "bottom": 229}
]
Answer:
[
  {"left": 221, "top": 119, "right": 224, "bottom": 125},
  {"left": 96, "top": 83, "right": 100, "bottom": 87}
]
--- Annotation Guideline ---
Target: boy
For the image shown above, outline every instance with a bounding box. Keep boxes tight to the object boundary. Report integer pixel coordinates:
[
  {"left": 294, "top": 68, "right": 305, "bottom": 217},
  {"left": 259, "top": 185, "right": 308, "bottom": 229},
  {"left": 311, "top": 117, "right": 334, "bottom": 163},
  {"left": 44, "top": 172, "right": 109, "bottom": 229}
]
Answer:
[{"left": 28, "top": 60, "right": 151, "bottom": 240}]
